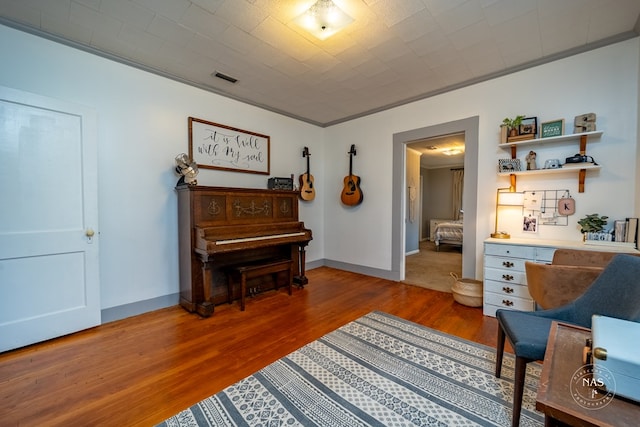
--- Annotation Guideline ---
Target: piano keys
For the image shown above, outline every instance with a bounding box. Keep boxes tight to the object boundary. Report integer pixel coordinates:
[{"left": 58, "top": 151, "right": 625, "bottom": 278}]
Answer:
[{"left": 177, "top": 185, "right": 312, "bottom": 317}]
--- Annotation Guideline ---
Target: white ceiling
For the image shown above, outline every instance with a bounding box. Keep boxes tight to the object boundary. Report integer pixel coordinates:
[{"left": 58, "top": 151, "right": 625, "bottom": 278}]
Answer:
[
  {"left": 409, "top": 133, "right": 466, "bottom": 169},
  {"left": 1, "top": 0, "right": 639, "bottom": 129}
]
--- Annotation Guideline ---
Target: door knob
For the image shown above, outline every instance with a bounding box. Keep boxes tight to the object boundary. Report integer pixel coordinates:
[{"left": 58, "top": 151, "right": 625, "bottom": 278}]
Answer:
[{"left": 86, "top": 228, "right": 95, "bottom": 243}]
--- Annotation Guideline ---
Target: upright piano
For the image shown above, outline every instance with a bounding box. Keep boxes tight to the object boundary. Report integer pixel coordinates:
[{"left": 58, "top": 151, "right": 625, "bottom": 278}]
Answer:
[{"left": 177, "top": 185, "right": 312, "bottom": 316}]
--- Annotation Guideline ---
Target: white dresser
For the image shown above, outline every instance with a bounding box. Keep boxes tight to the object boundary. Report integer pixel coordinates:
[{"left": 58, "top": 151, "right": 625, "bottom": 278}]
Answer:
[{"left": 482, "top": 238, "right": 639, "bottom": 317}]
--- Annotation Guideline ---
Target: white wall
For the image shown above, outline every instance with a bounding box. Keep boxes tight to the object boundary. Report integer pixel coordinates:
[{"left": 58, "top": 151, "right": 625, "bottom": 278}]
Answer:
[
  {"left": 0, "top": 25, "right": 325, "bottom": 311},
  {"left": 2, "top": 23, "right": 639, "bottom": 316},
  {"left": 325, "top": 38, "right": 639, "bottom": 279}
]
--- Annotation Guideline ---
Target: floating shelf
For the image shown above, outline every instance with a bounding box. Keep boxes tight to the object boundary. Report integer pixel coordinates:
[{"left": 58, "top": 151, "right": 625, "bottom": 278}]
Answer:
[
  {"left": 497, "top": 163, "right": 601, "bottom": 177},
  {"left": 499, "top": 131, "right": 603, "bottom": 150},
  {"left": 497, "top": 130, "right": 603, "bottom": 192}
]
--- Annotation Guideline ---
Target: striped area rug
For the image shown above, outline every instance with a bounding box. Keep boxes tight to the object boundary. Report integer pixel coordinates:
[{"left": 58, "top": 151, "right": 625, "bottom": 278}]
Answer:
[{"left": 157, "top": 311, "right": 543, "bottom": 426}]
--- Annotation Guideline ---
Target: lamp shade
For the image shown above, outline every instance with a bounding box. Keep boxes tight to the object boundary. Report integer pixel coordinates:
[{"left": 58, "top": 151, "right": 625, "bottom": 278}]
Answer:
[
  {"left": 491, "top": 188, "right": 524, "bottom": 239},
  {"left": 498, "top": 191, "right": 524, "bottom": 206}
]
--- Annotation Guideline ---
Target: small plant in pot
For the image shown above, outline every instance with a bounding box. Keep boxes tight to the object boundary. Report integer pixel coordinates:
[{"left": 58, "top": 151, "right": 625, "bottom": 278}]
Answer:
[
  {"left": 578, "top": 213, "right": 609, "bottom": 240},
  {"left": 502, "top": 115, "right": 526, "bottom": 137}
]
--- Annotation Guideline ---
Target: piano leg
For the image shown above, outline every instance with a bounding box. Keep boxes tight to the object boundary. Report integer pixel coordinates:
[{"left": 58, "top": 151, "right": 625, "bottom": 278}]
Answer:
[
  {"left": 197, "top": 255, "right": 215, "bottom": 317},
  {"left": 293, "top": 243, "right": 309, "bottom": 288}
]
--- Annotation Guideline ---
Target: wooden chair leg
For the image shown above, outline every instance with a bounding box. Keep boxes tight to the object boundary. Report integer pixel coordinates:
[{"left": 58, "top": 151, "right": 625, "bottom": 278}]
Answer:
[
  {"left": 495, "top": 324, "right": 506, "bottom": 378},
  {"left": 512, "top": 355, "right": 529, "bottom": 427}
]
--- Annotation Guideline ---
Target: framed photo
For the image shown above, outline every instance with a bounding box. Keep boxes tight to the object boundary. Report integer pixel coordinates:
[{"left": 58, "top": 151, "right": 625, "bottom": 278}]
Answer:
[
  {"left": 188, "top": 116, "right": 270, "bottom": 175},
  {"left": 498, "top": 158, "right": 521, "bottom": 173},
  {"left": 519, "top": 117, "right": 537, "bottom": 136},
  {"left": 540, "top": 119, "right": 565, "bottom": 138},
  {"left": 523, "top": 216, "right": 538, "bottom": 233}
]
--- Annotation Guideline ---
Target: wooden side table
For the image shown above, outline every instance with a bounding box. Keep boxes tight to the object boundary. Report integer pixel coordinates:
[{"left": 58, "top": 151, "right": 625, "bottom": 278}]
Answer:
[{"left": 536, "top": 321, "right": 640, "bottom": 426}]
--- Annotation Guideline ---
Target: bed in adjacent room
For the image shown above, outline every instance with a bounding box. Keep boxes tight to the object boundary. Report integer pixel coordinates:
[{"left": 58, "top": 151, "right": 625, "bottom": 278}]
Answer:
[{"left": 434, "top": 220, "right": 463, "bottom": 251}]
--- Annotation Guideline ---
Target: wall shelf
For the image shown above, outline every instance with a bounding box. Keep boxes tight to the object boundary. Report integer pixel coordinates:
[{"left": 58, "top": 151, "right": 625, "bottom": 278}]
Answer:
[
  {"left": 499, "top": 130, "right": 602, "bottom": 150},
  {"left": 497, "top": 163, "right": 601, "bottom": 177},
  {"left": 498, "top": 130, "right": 602, "bottom": 192}
]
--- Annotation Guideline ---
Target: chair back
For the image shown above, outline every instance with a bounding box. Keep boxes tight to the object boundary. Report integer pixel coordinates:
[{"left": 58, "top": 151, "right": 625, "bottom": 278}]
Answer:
[
  {"left": 551, "top": 249, "right": 621, "bottom": 267},
  {"left": 566, "top": 254, "right": 640, "bottom": 327}
]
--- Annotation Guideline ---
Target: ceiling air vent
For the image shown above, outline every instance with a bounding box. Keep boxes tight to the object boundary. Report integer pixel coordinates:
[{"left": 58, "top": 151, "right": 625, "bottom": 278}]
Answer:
[{"left": 212, "top": 71, "right": 238, "bottom": 83}]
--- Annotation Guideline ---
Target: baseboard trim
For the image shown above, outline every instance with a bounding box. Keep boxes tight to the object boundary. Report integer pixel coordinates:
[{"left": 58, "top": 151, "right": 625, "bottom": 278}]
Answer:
[
  {"left": 323, "top": 259, "right": 399, "bottom": 281},
  {"left": 101, "top": 293, "right": 180, "bottom": 324},
  {"left": 100, "top": 260, "right": 395, "bottom": 323}
]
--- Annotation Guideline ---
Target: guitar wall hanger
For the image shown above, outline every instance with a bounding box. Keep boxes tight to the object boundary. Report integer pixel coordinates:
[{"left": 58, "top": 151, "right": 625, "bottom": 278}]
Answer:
[{"left": 340, "top": 144, "right": 363, "bottom": 206}]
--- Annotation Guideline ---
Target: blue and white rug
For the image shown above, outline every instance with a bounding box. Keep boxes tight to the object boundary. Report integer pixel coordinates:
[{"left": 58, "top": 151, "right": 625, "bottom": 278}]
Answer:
[{"left": 158, "top": 311, "right": 543, "bottom": 426}]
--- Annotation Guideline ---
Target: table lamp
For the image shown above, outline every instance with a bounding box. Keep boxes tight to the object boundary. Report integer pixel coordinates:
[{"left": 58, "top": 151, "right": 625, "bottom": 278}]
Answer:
[{"left": 491, "top": 188, "right": 524, "bottom": 239}]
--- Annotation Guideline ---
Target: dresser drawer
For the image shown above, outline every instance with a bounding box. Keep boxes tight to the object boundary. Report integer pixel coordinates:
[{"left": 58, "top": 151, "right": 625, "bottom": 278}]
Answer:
[
  {"left": 535, "top": 247, "right": 556, "bottom": 262},
  {"left": 484, "top": 291, "right": 535, "bottom": 312},
  {"left": 484, "top": 243, "right": 535, "bottom": 259},
  {"left": 484, "top": 267, "right": 526, "bottom": 285},
  {"left": 484, "top": 279, "right": 532, "bottom": 299},
  {"left": 484, "top": 256, "right": 527, "bottom": 272}
]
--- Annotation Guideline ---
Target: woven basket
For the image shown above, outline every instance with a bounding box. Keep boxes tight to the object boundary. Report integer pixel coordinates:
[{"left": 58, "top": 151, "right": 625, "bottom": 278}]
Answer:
[{"left": 450, "top": 272, "right": 483, "bottom": 307}]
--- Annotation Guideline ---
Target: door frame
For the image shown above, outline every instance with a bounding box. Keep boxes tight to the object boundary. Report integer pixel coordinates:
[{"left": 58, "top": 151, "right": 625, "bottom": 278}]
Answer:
[{"left": 392, "top": 116, "right": 479, "bottom": 279}]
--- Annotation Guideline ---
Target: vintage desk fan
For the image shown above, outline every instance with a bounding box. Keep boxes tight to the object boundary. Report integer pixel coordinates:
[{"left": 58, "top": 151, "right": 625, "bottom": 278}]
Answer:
[{"left": 175, "top": 153, "right": 199, "bottom": 186}]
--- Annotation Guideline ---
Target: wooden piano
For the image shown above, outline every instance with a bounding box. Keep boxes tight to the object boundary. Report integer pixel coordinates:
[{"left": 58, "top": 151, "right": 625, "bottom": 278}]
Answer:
[{"left": 177, "top": 185, "right": 312, "bottom": 316}]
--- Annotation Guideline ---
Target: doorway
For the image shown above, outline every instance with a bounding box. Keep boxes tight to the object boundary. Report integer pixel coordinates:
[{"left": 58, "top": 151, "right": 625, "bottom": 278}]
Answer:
[
  {"left": 404, "top": 134, "right": 465, "bottom": 290},
  {"left": 391, "top": 116, "right": 479, "bottom": 281}
]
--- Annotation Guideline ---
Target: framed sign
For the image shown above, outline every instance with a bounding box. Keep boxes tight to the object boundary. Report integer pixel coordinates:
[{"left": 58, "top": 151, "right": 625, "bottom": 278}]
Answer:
[
  {"left": 540, "top": 119, "right": 565, "bottom": 138},
  {"left": 189, "top": 117, "right": 270, "bottom": 175}
]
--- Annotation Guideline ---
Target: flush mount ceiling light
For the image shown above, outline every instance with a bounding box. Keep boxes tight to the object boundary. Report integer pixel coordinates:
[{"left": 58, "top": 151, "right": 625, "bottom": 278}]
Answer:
[
  {"left": 294, "top": 0, "right": 354, "bottom": 40},
  {"left": 443, "top": 148, "right": 463, "bottom": 156}
]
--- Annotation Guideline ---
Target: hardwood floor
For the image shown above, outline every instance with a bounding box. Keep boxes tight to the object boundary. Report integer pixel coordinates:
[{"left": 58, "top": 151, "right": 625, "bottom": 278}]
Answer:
[{"left": 0, "top": 267, "right": 501, "bottom": 426}]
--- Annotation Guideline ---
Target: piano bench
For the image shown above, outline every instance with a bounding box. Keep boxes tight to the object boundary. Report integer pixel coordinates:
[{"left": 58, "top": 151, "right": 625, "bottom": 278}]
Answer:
[{"left": 226, "top": 258, "right": 293, "bottom": 311}]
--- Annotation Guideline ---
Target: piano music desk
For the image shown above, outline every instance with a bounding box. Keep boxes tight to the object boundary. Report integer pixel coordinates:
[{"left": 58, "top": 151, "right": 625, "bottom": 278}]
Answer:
[{"left": 226, "top": 258, "right": 293, "bottom": 311}]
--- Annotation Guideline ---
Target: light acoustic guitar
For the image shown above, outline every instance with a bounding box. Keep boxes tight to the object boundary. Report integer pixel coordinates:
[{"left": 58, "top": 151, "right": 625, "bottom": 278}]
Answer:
[
  {"left": 299, "top": 146, "right": 315, "bottom": 201},
  {"left": 340, "top": 144, "right": 363, "bottom": 206}
]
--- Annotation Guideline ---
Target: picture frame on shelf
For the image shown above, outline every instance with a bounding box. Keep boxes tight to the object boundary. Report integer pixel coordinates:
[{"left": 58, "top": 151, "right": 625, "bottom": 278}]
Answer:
[
  {"left": 498, "top": 158, "right": 521, "bottom": 173},
  {"left": 540, "top": 119, "right": 565, "bottom": 138},
  {"left": 519, "top": 117, "right": 537, "bottom": 136}
]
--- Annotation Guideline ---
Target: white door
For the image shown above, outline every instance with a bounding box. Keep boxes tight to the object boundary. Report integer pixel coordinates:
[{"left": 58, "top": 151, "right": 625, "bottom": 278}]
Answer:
[{"left": 0, "top": 86, "right": 100, "bottom": 353}]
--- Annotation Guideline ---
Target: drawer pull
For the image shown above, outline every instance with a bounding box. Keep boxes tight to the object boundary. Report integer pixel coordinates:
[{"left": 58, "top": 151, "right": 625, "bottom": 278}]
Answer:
[
  {"left": 502, "top": 299, "right": 514, "bottom": 307},
  {"left": 502, "top": 274, "right": 514, "bottom": 281},
  {"left": 502, "top": 261, "right": 514, "bottom": 268},
  {"left": 502, "top": 286, "right": 514, "bottom": 294}
]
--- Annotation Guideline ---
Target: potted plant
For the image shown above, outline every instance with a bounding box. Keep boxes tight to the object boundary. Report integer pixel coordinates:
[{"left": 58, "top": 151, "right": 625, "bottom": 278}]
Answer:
[
  {"left": 578, "top": 213, "right": 609, "bottom": 240},
  {"left": 502, "top": 115, "right": 525, "bottom": 137}
]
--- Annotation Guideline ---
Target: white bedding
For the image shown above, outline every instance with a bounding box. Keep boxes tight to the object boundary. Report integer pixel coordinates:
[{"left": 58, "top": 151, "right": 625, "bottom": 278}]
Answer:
[{"left": 434, "top": 221, "right": 463, "bottom": 250}]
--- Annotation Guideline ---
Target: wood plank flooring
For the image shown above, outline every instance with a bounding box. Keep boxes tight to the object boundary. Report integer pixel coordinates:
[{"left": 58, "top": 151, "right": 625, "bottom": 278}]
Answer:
[{"left": 0, "top": 267, "right": 501, "bottom": 426}]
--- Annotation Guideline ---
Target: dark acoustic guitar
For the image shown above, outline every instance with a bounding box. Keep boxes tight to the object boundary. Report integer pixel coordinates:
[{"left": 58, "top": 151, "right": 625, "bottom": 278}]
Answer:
[
  {"left": 299, "top": 146, "right": 315, "bottom": 201},
  {"left": 340, "top": 144, "right": 363, "bottom": 206}
]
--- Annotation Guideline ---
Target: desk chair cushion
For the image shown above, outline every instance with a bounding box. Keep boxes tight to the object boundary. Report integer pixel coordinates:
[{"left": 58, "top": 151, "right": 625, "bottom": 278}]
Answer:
[{"left": 496, "top": 310, "right": 557, "bottom": 360}]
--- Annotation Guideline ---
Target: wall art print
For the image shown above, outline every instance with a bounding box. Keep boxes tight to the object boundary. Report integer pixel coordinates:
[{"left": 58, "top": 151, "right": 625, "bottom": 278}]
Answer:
[{"left": 189, "top": 117, "right": 270, "bottom": 175}]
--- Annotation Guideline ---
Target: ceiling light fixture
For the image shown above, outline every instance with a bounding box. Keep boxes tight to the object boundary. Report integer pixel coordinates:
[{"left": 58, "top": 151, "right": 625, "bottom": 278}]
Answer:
[
  {"left": 443, "top": 148, "right": 463, "bottom": 156},
  {"left": 294, "top": 0, "right": 354, "bottom": 40}
]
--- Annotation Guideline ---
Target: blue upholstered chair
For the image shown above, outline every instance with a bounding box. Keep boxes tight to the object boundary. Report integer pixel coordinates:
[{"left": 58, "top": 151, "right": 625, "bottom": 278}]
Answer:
[{"left": 495, "top": 254, "right": 640, "bottom": 427}]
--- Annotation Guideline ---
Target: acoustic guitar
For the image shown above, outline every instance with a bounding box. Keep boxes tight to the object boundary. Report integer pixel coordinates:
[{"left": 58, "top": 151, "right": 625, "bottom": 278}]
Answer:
[
  {"left": 299, "top": 146, "right": 315, "bottom": 201},
  {"left": 340, "top": 144, "right": 363, "bottom": 206}
]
